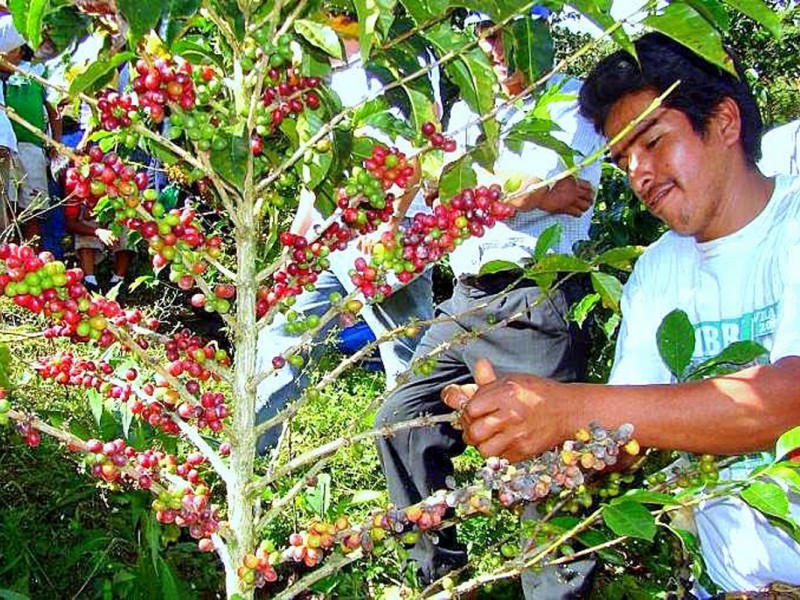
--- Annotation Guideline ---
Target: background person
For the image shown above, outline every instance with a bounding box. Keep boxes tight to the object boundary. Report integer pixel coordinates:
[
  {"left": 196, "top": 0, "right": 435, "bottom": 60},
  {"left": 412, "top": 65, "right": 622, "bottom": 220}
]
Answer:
[{"left": 375, "top": 15, "right": 603, "bottom": 586}]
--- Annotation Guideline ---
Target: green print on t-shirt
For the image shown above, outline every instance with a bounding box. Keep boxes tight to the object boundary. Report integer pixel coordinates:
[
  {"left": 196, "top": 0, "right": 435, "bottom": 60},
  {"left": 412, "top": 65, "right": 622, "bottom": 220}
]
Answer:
[{"left": 691, "top": 303, "right": 778, "bottom": 360}]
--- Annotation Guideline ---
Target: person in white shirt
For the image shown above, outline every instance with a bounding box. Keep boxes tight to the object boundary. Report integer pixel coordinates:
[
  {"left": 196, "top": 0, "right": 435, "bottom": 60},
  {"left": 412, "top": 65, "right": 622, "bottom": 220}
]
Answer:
[
  {"left": 445, "top": 32, "right": 800, "bottom": 595},
  {"left": 375, "top": 16, "right": 603, "bottom": 586},
  {"left": 253, "top": 10, "right": 435, "bottom": 455}
]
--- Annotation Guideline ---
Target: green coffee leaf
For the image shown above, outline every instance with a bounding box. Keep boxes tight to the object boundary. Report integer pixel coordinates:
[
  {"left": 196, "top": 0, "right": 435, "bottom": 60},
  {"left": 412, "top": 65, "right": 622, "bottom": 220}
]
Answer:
[
  {"left": 569, "top": 292, "right": 600, "bottom": 328},
  {"left": 644, "top": 3, "right": 735, "bottom": 74},
  {"left": 534, "top": 223, "right": 563, "bottom": 261},
  {"left": 478, "top": 260, "right": 521, "bottom": 276},
  {"left": 656, "top": 309, "right": 695, "bottom": 380},
  {"left": 611, "top": 490, "right": 678, "bottom": 506},
  {"left": 593, "top": 246, "right": 644, "bottom": 271},
  {"left": 775, "top": 426, "right": 800, "bottom": 461},
  {"left": 294, "top": 19, "right": 343, "bottom": 59},
  {"left": 602, "top": 500, "right": 657, "bottom": 541},
  {"left": 439, "top": 155, "right": 478, "bottom": 201},
  {"left": 118, "top": 0, "right": 164, "bottom": 43},
  {"left": 740, "top": 481, "right": 789, "bottom": 520},
  {"left": 591, "top": 272, "right": 623, "bottom": 314},
  {"left": 722, "top": 0, "right": 782, "bottom": 39}
]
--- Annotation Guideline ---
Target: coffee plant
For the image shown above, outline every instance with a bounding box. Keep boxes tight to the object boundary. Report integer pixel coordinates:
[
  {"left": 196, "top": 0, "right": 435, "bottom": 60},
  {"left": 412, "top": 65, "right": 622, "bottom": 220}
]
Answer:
[{"left": 1, "top": 0, "right": 798, "bottom": 598}]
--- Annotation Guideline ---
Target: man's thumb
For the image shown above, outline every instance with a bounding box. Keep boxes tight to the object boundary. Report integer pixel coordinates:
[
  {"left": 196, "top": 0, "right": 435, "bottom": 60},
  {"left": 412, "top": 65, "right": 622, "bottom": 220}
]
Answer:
[{"left": 474, "top": 358, "right": 497, "bottom": 386}]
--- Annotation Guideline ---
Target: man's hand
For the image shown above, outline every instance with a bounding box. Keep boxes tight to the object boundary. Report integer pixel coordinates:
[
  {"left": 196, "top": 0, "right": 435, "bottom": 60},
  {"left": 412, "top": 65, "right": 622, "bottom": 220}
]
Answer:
[
  {"left": 508, "top": 177, "right": 594, "bottom": 216},
  {"left": 96, "top": 228, "right": 117, "bottom": 246},
  {"left": 442, "top": 359, "right": 572, "bottom": 462}
]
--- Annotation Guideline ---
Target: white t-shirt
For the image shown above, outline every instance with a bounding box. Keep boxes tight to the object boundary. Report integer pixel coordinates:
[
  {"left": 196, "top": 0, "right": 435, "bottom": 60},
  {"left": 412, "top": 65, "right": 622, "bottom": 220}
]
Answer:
[
  {"left": 609, "top": 175, "right": 800, "bottom": 592},
  {"left": 445, "top": 77, "right": 603, "bottom": 278},
  {"left": 0, "top": 14, "right": 24, "bottom": 151},
  {"left": 759, "top": 120, "right": 800, "bottom": 177}
]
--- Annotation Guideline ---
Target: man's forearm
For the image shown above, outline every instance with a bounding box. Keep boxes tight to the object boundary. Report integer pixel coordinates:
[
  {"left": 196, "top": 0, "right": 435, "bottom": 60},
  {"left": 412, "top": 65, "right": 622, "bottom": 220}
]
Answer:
[{"left": 567, "top": 357, "right": 800, "bottom": 454}]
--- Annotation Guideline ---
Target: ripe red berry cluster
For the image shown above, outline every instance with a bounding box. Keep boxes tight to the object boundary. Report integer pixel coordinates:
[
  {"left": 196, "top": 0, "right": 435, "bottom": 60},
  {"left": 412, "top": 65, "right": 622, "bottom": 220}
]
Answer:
[
  {"left": 251, "top": 66, "right": 322, "bottom": 155},
  {"left": 97, "top": 90, "right": 138, "bottom": 130},
  {"left": 131, "top": 57, "right": 196, "bottom": 124},
  {"left": 64, "top": 146, "right": 149, "bottom": 211},
  {"left": 36, "top": 353, "right": 133, "bottom": 402},
  {"left": 363, "top": 145, "right": 416, "bottom": 190},
  {"left": 0, "top": 243, "right": 143, "bottom": 346},
  {"left": 351, "top": 184, "right": 516, "bottom": 296},
  {"left": 129, "top": 204, "right": 215, "bottom": 272},
  {"left": 153, "top": 482, "right": 221, "bottom": 547},
  {"left": 420, "top": 121, "right": 457, "bottom": 153},
  {"left": 238, "top": 542, "right": 279, "bottom": 588}
]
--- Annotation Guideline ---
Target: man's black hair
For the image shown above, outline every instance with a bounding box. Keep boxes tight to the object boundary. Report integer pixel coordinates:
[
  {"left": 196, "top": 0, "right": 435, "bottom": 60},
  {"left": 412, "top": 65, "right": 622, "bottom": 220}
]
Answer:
[{"left": 579, "top": 32, "right": 763, "bottom": 165}]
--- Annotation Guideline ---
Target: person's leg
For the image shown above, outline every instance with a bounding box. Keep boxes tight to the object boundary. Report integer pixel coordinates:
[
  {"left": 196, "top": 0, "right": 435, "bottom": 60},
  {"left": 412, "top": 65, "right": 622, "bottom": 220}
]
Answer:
[
  {"left": 367, "top": 268, "right": 434, "bottom": 388},
  {"left": 375, "top": 288, "right": 473, "bottom": 583},
  {"left": 15, "top": 143, "right": 49, "bottom": 249},
  {"left": 254, "top": 269, "right": 345, "bottom": 455},
  {"left": 112, "top": 249, "right": 134, "bottom": 279}
]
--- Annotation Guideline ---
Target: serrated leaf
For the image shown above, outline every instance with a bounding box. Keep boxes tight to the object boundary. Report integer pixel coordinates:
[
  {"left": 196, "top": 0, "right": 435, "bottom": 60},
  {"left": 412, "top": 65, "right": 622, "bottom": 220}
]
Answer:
[
  {"left": 118, "top": 0, "right": 164, "bottom": 43},
  {"left": 294, "top": 19, "right": 343, "bottom": 60},
  {"left": 775, "top": 426, "right": 800, "bottom": 461},
  {"left": 478, "top": 260, "right": 521, "bottom": 276},
  {"left": 591, "top": 271, "right": 623, "bottom": 313},
  {"left": 643, "top": 3, "right": 735, "bottom": 74},
  {"left": 740, "top": 481, "right": 789, "bottom": 520},
  {"left": 534, "top": 223, "right": 563, "bottom": 261},
  {"left": 439, "top": 155, "right": 477, "bottom": 201},
  {"left": 602, "top": 500, "right": 657, "bottom": 541},
  {"left": 87, "top": 388, "right": 104, "bottom": 427},
  {"left": 722, "top": 0, "right": 781, "bottom": 39},
  {"left": 593, "top": 246, "right": 644, "bottom": 271},
  {"left": 210, "top": 134, "right": 249, "bottom": 187},
  {"left": 656, "top": 309, "right": 695, "bottom": 380},
  {"left": 569, "top": 292, "right": 600, "bottom": 328}
]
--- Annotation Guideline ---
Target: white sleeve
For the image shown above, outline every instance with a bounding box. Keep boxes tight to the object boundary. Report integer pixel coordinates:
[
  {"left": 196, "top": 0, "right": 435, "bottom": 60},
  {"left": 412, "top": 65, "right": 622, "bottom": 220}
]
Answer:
[
  {"left": 608, "top": 261, "right": 674, "bottom": 385},
  {"left": 0, "top": 15, "right": 25, "bottom": 53},
  {"left": 770, "top": 220, "right": 800, "bottom": 362}
]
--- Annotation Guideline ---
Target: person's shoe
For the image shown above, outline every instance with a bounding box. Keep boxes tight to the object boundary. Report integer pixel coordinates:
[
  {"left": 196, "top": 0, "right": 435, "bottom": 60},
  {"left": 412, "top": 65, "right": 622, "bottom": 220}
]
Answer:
[{"left": 84, "top": 280, "right": 101, "bottom": 295}]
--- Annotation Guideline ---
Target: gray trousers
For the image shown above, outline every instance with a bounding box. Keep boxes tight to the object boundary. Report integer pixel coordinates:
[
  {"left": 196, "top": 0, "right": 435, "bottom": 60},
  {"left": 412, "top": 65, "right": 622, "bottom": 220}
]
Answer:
[{"left": 375, "top": 274, "right": 588, "bottom": 586}]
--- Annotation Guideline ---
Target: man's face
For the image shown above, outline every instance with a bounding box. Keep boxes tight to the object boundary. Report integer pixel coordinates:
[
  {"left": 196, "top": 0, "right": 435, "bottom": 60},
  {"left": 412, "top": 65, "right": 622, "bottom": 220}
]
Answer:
[{"left": 605, "top": 89, "right": 730, "bottom": 242}]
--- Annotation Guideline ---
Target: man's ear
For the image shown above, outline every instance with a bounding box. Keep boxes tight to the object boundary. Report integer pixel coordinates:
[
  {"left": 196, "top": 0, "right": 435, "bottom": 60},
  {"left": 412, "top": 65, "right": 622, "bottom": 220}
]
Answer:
[{"left": 712, "top": 96, "right": 743, "bottom": 149}]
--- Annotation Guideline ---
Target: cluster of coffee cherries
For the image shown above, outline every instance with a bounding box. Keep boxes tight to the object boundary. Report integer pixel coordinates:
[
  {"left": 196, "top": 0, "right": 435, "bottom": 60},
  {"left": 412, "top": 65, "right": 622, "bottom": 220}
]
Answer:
[
  {"left": 238, "top": 540, "right": 280, "bottom": 588},
  {"left": 131, "top": 57, "right": 197, "bottom": 123},
  {"left": 64, "top": 146, "right": 149, "bottom": 212},
  {"left": 477, "top": 423, "right": 638, "bottom": 507},
  {"left": 36, "top": 353, "right": 133, "bottom": 402},
  {"left": 352, "top": 184, "right": 516, "bottom": 296},
  {"left": 362, "top": 146, "right": 417, "bottom": 191},
  {"left": 97, "top": 90, "right": 138, "bottom": 131},
  {"left": 283, "top": 520, "right": 341, "bottom": 568},
  {"left": 421, "top": 121, "right": 457, "bottom": 153},
  {"left": 152, "top": 482, "right": 221, "bottom": 549},
  {"left": 0, "top": 243, "right": 143, "bottom": 346}
]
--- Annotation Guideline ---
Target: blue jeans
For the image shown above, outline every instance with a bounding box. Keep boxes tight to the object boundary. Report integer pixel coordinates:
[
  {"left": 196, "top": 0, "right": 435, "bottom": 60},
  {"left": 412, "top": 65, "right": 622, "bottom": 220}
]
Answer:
[{"left": 255, "top": 243, "right": 433, "bottom": 455}]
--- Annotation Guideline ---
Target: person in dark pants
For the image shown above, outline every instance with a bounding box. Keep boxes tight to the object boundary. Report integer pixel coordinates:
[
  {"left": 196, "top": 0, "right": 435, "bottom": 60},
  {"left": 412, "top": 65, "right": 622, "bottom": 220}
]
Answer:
[{"left": 375, "top": 15, "right": 603, "bottom": 587}]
